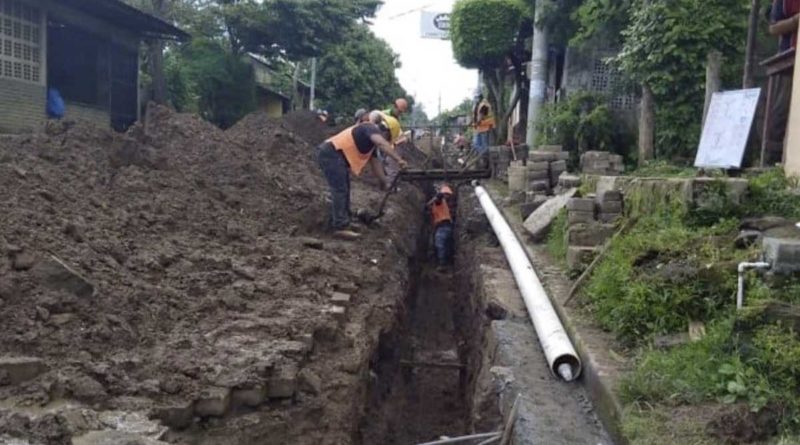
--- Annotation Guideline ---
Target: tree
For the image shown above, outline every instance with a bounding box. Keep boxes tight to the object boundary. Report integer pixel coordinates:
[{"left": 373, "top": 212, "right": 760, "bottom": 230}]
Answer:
[
  {"left": 450, "top": 0, "right": 530, "bottom": 143},
  {"left": 314, "top": 25, "right": 407, "bottom": 118}
]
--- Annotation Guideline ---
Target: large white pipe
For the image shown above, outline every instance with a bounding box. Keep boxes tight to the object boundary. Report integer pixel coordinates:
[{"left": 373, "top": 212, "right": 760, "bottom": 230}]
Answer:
[{"left": 474, "top": 185, "right": 582, "bottom": 381}]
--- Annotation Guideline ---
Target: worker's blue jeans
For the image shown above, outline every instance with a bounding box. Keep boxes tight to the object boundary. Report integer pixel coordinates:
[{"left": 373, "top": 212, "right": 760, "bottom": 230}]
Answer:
[
  {"left": 434, "top": 222, "right": 454, "bottom": 265},
  {"left": 473, "top": 131, "right": 489, "bottom": 154},
  {"left": 316, "top": 143, "right": 351, "bottom": 230}
]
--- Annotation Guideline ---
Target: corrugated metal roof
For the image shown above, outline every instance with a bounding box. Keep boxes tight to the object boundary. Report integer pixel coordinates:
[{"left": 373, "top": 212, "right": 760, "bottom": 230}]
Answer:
[{"left": 57, "top": 0, "right": 189, "bottom": 40}]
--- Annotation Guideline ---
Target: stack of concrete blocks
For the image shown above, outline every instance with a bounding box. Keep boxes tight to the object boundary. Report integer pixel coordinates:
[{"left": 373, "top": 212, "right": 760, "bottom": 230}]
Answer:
[
  {"left": 527, "top": 148, "right": 570, "bottom": 195},
  {"left": 565, "top": 190, "right": 624, "bottom": 271},
  {"left": 490, "top": 145, "right": 529, "bottom": 182},
  {"left": 580, "top": 151, "right": 625, "bottom": 176}
]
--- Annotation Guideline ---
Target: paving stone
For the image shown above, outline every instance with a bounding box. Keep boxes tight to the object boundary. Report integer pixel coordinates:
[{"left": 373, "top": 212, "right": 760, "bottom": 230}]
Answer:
[
  {"left": 527, "top": 161, "right": 550, "bottom": 172},
  {"left": 528, "top": 151, "right": 557, "bottom": 162},
  {"left": 597, "top": 200, "right": 622, "bottom": 213},
  {"left": 194, "top": 387, "right": 231, "bottom": 417},
  {"left": 597, "top": 190, "right": 623, "bottom": 202},
  {"left": 567, "top": 198, "right": 595, "bottom": 212},
  {"left": 231, "top": 385, "right": 267, "bottom": 408},
  {"left": 537, "top": 145, "right": 563, "bottom": 152},
  {"left": 555, "top": 151, "right": 570, "bottom": 161},
  {"left": 528, "top": 180, "right": 550, "bottom": 192},
  {"left": 523, "top": 188, "right": 578, "bottom": 241},
  {"left": 567, "top": 223, "right": 615, "bottom": 247},
  {"left": 558, "top": 174, "right": 582, "bottom": 188},
  {"left": 330, "top": 292, "right": 351, "bottom": 305},
  {"left": 568, "top": 210, "right": 595, "bottom": 225},
  {"left": 549, "top": 160, "right": 567, "bottom": 173},
  {"left": 155, "top": 400, "right": 195, "bottom": 429},
  {"left": 0, "top": 357, "right": 48, "bottom": 384},
  {"left": 527, "top": 169, "right": 549, "bottom": 181}
]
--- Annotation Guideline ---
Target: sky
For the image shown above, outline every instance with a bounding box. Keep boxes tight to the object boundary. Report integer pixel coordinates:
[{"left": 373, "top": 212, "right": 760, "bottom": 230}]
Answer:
[{"left": 370, "top": 0, "right": 478, "bottom": 118}]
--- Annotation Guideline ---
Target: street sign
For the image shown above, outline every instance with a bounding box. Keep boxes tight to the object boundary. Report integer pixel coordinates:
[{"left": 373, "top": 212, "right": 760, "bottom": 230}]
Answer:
[
  {"left": 694, "top": 88, "right": 761, "bottom": 169},
  {"left": 421, "top": 11, "right": 450, "bottom": 40}
]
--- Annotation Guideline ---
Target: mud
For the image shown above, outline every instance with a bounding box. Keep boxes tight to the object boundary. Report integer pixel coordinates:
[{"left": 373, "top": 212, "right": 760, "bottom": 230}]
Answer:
[{"left": 0, "top": 106, "right": 426, "bottom": 444}]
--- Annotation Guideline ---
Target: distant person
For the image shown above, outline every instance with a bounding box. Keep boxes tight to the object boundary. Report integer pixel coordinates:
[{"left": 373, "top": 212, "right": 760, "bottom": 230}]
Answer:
[
  {"left": 428, "top": 183, "right": 455, "bottom": 268},
  {"left": 766, "top": 0, "right": 799, "bottom": 163},
  {"left": 472, "top": 93, "right": 495, "bottom": 167},
  {"left": 316, "top": 112, "right": 407, "bottom": 240},
  {"left": 384, "top": 98, "right": 409, "bottom": 120},
  {"left": 46, "top": 87, "right": 65, "bottom": 119}
]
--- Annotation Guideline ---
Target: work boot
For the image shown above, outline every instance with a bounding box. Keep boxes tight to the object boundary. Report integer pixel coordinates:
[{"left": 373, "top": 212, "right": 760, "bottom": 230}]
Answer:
[{"left": 333, "top": 229, "right": 361, "bottom": 240}]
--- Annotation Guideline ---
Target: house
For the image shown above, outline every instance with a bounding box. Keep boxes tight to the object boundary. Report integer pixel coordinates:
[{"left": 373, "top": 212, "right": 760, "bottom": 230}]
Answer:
[
  {"left": 248, "top": 53, "right": 311, "bottom": 118},
  {"left": 0, "top": 0, "right": 188, "bottom": 133}
]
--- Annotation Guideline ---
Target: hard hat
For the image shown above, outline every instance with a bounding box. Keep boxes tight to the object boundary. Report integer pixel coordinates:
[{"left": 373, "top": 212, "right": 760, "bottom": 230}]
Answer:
[
  {"left": 394, "top": 98, "right": 409, "bottom": 113},
  {"left": 440, "top": 184, "right": 453, "bottom": 195},
  {"left": 380, "top": 113, "right": 402, "bottom": 143}
]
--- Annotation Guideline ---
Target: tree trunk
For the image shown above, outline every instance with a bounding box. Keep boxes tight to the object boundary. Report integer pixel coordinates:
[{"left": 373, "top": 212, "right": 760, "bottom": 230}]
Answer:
[
  {"left": 638, "top": 84, "right": 655, "bottom": 165},
  {"left": 484, "top": 69, "right": 511, "bottom": 145},
  {"left": 291, "top": 62, "right": 302, "bottom": 111},
  {"left": 148, "top": 0, "right": 168, "bottom": 105},
  {"left": 742, "top": 0, "right": 760, "bottom": 88},
  {"left": 703, "top": 50, "right": 723, "bottom": 127}
]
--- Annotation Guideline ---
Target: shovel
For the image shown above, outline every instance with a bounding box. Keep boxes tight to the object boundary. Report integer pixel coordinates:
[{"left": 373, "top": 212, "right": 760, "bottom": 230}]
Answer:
[{"left": 356, "top": 174, "right": 402, "bottom": 225}]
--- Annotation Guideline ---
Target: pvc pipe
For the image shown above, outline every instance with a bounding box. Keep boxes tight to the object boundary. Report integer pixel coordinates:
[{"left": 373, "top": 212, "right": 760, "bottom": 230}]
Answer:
[
  {"left": 736, "top": 261, "right": 770, "bottom": 309},
  {"left": 415, "top": 432, "right": 501, "bottom": 445},
  {"left": 474, "top": 185, "right": 582, "bottom": 381}
]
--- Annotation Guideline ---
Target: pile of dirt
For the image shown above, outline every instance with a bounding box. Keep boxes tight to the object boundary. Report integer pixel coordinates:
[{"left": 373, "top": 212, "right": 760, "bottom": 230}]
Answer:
[{"left": 0, "top": 105, "right": 423, "bottom": 444}]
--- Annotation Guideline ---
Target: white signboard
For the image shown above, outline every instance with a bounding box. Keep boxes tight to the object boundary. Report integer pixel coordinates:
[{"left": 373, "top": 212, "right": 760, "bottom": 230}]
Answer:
[
  {"left": 421, "top": 11, "right": 450, "bottom": 40},
  {"left": 694, "top": 88, "right": 761, "bottom": 169}
]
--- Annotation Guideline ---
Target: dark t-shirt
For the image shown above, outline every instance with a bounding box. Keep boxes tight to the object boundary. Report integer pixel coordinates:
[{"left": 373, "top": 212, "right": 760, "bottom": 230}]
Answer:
[
  {"left": 352, "top": 123, "right": 382, "bottom": 154},
  {"left": 772, "top": 0, "right": 800, "bottom": 50}
]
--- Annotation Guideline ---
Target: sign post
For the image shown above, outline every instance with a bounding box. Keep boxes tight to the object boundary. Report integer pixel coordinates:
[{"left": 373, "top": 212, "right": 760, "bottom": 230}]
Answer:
[{"left": 420, "top": 11, "right": 450, "bottom": 40}]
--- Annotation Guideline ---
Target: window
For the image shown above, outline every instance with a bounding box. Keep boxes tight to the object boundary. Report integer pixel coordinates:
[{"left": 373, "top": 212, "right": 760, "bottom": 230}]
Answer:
[
  {"left": 47, "top": 20, "right": 109, "bottom": 107},
  {"left": 0, "top": 0, "right": 42, "bottom": 84},
  {"left": 591, "top": 57, "right": 636, "bottom": 111}
]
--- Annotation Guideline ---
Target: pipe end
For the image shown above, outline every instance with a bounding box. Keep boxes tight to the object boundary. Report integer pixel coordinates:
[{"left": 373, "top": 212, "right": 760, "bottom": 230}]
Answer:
[{"left": 553, "top": 354, "right": 582, "bottom": 382}]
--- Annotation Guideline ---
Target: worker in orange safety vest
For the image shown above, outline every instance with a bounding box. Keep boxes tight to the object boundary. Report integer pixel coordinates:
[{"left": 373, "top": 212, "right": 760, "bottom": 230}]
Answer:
[
  {"left": 316, "top": 111, "right": 408, "bottom": 240},
  {"left": 428, "top": 183, "right": 455, "bottom": 267}
]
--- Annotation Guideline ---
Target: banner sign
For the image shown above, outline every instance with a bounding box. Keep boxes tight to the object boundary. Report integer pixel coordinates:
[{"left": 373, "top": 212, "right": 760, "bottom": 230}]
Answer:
[{"left": 421, "top": 11, "right": 450, "bottom": 40}]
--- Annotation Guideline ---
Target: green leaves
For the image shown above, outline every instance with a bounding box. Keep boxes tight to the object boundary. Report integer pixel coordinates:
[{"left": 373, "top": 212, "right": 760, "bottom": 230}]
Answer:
[{"left": 450, "top": 0, "right": 525, "bottom": 69}]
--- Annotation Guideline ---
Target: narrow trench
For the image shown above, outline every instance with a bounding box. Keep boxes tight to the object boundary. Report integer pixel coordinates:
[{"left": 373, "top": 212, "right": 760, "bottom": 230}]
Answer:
[{"left": 359, "top": 192, "right": 474, "bottom": 445}]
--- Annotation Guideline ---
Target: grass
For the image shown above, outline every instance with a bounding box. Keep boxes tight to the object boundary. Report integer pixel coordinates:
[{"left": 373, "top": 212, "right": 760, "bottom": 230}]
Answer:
[{"left": 545, "top": 209, "right": 568, "bottom": 267}]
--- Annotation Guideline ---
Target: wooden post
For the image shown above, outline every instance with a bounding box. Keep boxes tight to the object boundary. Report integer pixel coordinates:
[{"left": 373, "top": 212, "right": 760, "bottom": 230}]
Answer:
[
  {"left": 784, "top": 48, "right": 800, "bottom": 176},
  {"left": 638, "top": 84, "right": 655, "bottom": 165},
  {"left": 743, "top": 0, "right": 760, "bottom": 88},
  {"left": 703, "top": 51, "right": 723, "bottom": 126}
]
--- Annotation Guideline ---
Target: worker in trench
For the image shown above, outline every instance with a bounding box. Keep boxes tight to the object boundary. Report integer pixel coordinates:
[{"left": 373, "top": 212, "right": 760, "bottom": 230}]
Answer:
[
  {"left": 316, "top": 111, "right": 408, "bottom": 240},
  {"left": 428, "top": 183, "right": 455, "bottom": 269}
]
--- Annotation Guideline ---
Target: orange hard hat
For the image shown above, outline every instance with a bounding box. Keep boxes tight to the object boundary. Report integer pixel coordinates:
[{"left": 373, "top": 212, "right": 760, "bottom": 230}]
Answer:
[
  {"left": 395, "top": 98, "right": 409, "bottom": 113},
  {"left": 440, "top": 184, "right": 453, "bottom": 195}
]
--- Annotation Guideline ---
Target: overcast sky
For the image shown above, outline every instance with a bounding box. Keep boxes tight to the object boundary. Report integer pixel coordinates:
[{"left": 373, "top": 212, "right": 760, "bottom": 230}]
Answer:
[{"left": 370, "top": 0, "right": 478, "bottom": 118}]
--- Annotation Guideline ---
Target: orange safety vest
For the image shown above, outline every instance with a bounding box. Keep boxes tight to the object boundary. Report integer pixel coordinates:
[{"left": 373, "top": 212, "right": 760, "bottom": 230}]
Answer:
[
  {"left": 326, "top": 125, "right": 375, "bottom": 176},
  {"left": 431, "top": 200, "right": 452, "bottom": 227}
]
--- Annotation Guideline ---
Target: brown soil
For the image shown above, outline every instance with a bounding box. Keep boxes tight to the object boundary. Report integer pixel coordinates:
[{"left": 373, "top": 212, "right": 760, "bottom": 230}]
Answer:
[{"left": 0, "top": 105, "right": 425, "bottom": 444}]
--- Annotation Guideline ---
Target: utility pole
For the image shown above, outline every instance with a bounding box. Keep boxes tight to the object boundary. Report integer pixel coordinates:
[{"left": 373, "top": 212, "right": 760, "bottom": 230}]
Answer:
[
  {"left": 525, "top": 0, "right": 548, "bottom": 151},
  {"left": 309, "top": 58, "right": 317, "bottom": 110}
]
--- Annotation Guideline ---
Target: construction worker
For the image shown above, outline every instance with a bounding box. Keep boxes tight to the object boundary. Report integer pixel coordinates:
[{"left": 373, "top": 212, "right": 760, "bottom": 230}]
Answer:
[
  {"left": 317, "top": 111, "right": 408, "bottom": 240},
  {"left": 472, "top": 93, "right": 495, "bottom": 168},
  {"left": 428, "top": 184, "right": 455, "bottom": 267},
  {"left": 354, "top": 108, "right": 369, "bottom": 124},
  {"left": 380, "top": 112, "right": 405, "bottom": 189},
  {"left": 384, "top": 98, "right": 409, "bottom": 120}
]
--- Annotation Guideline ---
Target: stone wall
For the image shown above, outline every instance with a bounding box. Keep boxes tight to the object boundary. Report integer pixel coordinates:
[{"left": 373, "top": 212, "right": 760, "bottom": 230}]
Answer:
[{"left": 0, "top": 78, "right": 46, "bottom": 133}]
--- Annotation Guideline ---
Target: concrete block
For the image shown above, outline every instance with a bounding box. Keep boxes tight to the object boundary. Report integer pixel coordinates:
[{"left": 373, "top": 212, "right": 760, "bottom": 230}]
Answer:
[
  {"left": 597, "top": 212, "right": 622, "bottom": 224},
  {"left": 528, "top": 181, "right": 550, "bottom": 193},
  {"left": 231, "top": 385, "right": 267, "bottom": 408},
  {"left": 567, "top": 246, "right": 596, "bottom": 270},
  {"left": 763, "top": 237, "right": 800, "bottom": 274},
  {"left": 558, "top": 174, "right": 582, "bottom": 188},
  {"left": 527, "top": 161, "right": 550, "bottom": 172},
  {"left": 597, "top": 200, "right": 623, "bottom": 213},
  {"left": 330, "top": 292, "right": 351, "bottom": 305},
  {"left": 538, "top": 145, "right": 563, "bottom": 152},
  {"left": 0, "top": 357, "right": 48, "bottom": 384},
  {"left": 550, "top": 160, "right": 567, "bottom": 173},
  {"left": 194, "top": 387, "right": 231, "bottom": 417},
  {"left": 523, "top": 188, "right": 578, "bottom": 241},
  {"left": 155, "top": 400, "right": 195, "bottom": 429},
  {"left": 527, "top": 169, "right": 549, "bottom": 181},
  {"left": 529, "top": 151, "right": 557, "bottom": 162},
  {"left": 267, "top": 365, "right": 298, "bottom": 399},
  {"left": 597, "top": 190, "right": 623, "bottom": 202},
  {"left": 568, "top": 210, "right": 595, "bottom": 225},
  {"left": 555, "top": 151, "right": 570, "bottom": 161},
  {"left": 567, "top": 198, "right": 595, "bottom": 212},
  {"left": 324, "top": 305, "right": 347, "bottom": 324},
  {"left": 519, "top": 198, "right": 548, "bottom": 220},
  {"left": 567, "top": 223, "right": 615, "bottom": 247}
]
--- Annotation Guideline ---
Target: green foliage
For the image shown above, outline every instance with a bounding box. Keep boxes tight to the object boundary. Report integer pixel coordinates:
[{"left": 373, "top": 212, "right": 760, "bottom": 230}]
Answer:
[
  {"left": 631, "top": 160, "right": 697, "bottom": 178},
  {"left": 535, "top": 91, "right": 635, "bottom": 167},
  {"left": 315, "top": 25, "right": 406, "bottom": 116},
  {"left": 744, "top": 168, "right": 800, "bottom": 219},
  {"left": 615, "top": 0, "right": 749, "bottom": 158},
  {"left": 546, "top": 209, "right": 569, "bottom": 267},
  {"left": 450, "top": 0, "right": 525, "bottom": 69},
  {"left": 168, "top": 39, "right": 256, "bottom": 128}
]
